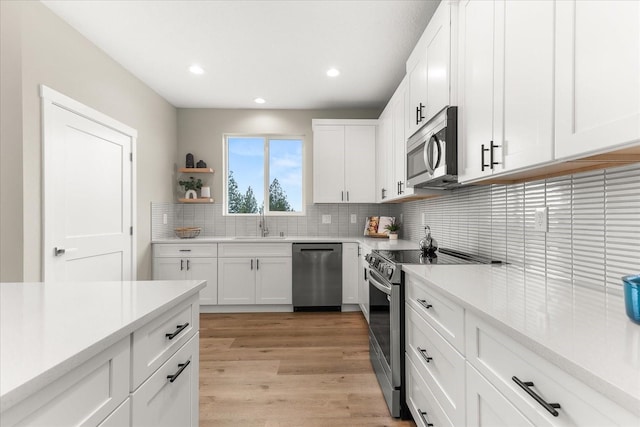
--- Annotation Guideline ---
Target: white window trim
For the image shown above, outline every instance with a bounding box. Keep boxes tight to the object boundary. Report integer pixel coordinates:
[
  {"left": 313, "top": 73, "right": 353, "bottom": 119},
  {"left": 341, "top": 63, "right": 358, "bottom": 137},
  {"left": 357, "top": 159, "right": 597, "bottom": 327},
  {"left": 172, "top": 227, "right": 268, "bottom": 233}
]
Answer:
[{"left": 223, "top": 133, "right": 306, "bottom": 216}]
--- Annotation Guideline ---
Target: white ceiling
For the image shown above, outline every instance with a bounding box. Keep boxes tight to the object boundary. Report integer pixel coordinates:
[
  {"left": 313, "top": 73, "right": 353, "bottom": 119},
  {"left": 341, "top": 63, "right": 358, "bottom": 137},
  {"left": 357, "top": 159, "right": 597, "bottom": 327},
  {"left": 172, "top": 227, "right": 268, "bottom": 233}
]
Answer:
[{"left": 41, "top": 0, "right": 440, "bottom": 110}]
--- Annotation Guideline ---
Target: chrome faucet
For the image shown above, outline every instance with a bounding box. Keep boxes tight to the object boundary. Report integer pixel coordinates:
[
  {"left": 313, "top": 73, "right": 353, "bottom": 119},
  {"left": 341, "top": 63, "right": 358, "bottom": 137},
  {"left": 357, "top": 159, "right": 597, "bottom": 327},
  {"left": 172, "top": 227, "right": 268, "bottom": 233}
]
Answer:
[{"left": 259, "top": 208, "right": 269, "bottom": 237}]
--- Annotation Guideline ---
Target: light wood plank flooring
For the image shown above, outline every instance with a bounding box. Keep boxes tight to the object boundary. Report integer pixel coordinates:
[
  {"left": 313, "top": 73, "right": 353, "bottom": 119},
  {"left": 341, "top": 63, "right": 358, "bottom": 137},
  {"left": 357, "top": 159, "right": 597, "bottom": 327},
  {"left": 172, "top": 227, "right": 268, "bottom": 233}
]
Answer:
[{"left": 199, "top": 311, "right": 416, "bottom": 427}]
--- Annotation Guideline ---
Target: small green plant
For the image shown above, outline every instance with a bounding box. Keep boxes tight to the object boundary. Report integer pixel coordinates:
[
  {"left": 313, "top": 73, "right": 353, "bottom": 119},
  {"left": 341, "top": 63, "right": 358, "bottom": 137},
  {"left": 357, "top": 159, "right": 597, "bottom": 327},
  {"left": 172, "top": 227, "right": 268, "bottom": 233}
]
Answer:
[
  {"left": 384, "top": 220, "right": 400, "bottom": 233},
  {"left": 179, "top": 177, "right": 203, "bottom": 191}
]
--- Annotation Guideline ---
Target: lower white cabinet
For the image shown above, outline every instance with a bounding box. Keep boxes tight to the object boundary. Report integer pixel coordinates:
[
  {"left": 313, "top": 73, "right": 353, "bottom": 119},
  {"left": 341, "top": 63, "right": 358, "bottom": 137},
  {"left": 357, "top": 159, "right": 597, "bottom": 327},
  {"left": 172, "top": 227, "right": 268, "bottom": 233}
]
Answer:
[
  {"left": 406, "top": 355, "right": 454, "bottom": 427},
  {"left": 132, "top": 333, "right": 199, "bottom": 427},
  {"left": 358, "top": 245, "right": 370, "bottom": 322},
  {"left": 342, "top": 242, "right": 359, "bottom": 304},
  {"left": 217, "top": 243, "right": 292, "bottom": 305},
  {"left": 153, "top": 244, "right": 218, "bottom": 305},
  {"left": 97, "top": 399, "right": 131, "bottom": 427}
]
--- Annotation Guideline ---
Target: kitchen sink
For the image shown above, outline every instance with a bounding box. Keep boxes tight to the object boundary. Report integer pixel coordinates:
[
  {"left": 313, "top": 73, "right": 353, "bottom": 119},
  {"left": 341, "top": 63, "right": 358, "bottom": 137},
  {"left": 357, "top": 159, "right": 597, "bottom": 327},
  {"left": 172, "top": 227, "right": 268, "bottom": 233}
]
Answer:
[{"left": 233, "top": 236, "right": 286, "bottom": 240}]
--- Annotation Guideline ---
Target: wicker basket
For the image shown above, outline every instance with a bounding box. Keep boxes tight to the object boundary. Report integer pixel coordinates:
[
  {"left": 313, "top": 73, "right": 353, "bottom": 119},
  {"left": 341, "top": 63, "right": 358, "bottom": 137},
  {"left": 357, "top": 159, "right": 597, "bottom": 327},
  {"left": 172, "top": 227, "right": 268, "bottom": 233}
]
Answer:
[{"left": 174, "top": 227, "right": 201, "bottom": 239}]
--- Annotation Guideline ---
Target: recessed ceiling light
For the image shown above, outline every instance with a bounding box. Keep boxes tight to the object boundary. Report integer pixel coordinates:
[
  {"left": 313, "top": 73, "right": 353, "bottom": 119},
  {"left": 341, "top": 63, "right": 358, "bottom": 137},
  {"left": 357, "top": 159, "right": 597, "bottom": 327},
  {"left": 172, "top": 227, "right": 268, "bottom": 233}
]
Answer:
[
  {"left": 189, "top": 64, "right": 204, "bottom": 75},
  {"left": 254, "top": 98, "right": 266, "bottom": 104},
  {"left": 326, "top": 68, "right": 340, "bottom": 77}
]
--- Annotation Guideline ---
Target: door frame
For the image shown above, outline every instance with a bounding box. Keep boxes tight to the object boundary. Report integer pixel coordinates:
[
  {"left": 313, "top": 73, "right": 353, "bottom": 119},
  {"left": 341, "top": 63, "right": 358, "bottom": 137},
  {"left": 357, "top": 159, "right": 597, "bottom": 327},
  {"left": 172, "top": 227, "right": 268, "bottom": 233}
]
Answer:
[{"left": 40, "top": 85, "right": 138, "bottom": 281}]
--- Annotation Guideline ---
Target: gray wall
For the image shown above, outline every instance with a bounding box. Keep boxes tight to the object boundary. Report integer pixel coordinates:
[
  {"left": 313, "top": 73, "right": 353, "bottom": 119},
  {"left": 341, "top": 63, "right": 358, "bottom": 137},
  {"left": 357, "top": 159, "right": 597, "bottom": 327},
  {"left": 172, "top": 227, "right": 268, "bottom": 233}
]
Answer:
[
  {"left": 176, "top": 108, "right": 380, "bottom": 204},
  {"left": 0, "top": 1, "right": 177, "bottom": 281}
]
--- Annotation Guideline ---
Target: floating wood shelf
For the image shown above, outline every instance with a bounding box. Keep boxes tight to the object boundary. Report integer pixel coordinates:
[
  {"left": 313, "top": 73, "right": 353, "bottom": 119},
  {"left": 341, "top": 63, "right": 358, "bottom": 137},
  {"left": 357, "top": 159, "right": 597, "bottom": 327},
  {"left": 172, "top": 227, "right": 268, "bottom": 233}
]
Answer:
[
  {"left": 178, "top": 198, "right": 215, "bottom": 203},
  {"left": 178, "top": 167, "right": 214, "bottom": 173}
]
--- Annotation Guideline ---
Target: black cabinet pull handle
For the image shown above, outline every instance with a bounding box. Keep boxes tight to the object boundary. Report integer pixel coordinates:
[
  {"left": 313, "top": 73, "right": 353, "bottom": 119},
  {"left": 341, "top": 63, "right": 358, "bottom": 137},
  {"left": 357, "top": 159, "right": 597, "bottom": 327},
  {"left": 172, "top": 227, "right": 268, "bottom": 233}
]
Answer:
[
  {"left": 341, "top": 191, "right": 344, "bottom": 201},
  {"left": 416, "top": 106, "right": 421, "bottom": 125},
  {"left": 512, "top": 376, "right": 561, "bottom": 417},
  {"left": 417, "top": 299, "right": 433, "bottom": 309},
  {"left": 417, "top": 347, "right": 433, "bottom": 363},
  {"left": 399, "top": 181, "right": 404, "bottom": 194},
  {"left": 186, "top": 259, "right": 190, "bottom": 270},
  {"left": 179, "top": 249, "right": 191, "bottom": 252},
  {"left": 418, "top": 409, "right": 434, "bottom": 426},
  {"left": 481, "top": 143, "right": 491, "bottom": 171},
  {"left": 251, "top": 259, "right": 254, "bottom": 270},
  {"left": 165, "top": 323, "right": 189, "bottom": 340},
  {"left": 167, "top": 360, "right": 191, "bottom": 383},
  {"left": 490, "top": 140, "right": 500, "bottom": 169},
  {"left": 256, "top": 259, "right": 259, "bottom": 270},
  {"left": 180, "top": 259, "right": 184, "bottom": 271}
]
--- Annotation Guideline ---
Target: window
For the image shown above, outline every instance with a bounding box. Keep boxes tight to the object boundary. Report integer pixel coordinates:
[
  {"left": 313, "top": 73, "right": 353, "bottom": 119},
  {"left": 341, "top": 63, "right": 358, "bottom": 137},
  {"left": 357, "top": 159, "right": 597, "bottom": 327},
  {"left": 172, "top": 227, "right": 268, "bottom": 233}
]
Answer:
[{"left": 224, "top": 135, "right": 304, "bottom": 215}]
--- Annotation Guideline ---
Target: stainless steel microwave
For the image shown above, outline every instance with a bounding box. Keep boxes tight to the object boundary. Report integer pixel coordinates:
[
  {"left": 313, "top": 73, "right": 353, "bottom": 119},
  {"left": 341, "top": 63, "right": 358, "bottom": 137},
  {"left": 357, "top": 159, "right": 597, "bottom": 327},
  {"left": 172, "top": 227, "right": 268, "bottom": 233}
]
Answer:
[{"left": 406, "top": 106, "right": 458, "bottom": 189}]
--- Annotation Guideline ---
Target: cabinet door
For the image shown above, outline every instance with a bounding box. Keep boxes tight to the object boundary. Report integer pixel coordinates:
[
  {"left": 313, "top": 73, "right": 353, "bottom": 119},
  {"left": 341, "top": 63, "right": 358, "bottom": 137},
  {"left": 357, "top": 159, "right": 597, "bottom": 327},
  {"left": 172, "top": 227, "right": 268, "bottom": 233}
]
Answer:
[
  {"left": 408, "top": 57, "right": 428, "bottom": 137},
  {"left": 496, "top": 0, "right": 554, "bottom": 172},
  {"left": 218, "top": 258, "right": 255, "bottom": 304},
  {"left": 424, "top": 2, "right": 451, "bottom": 122},
  {"left": 255, "top": 257, "right": 292, "bottom": 304},
  {"left": 458, "top": 0, "right": 498, "bottom": 183},
  {"left": 392, "top": 85, "right": 408, "bottom": 195},
  {"left": 344, "top": 125, "right": 376, "bottom": 203},
  {"left": 313, "top": 125, "right": 345, "bottom": 203},
  {"left": 377, "top": 108, "right": 393, "bottom": 202},
  {"left": 153, "top": 258, "right": 186, "bottom": 281},
  {"left": 467, "top": 363, "right": 535, "bottom": 427},
  {"left": 555, "top": 0, "right": 640, "bottom": 159},
  {"left": 186, "top": 257, "right": 217, "bottom": 305},
  {"left": 132, "top": 333, "right": 199, "bottom": 427},
  {"left": 358, "top": 252, "right": 369, "bottom": 322},
  {"left": 342, "top": 243, "right": 359, "bottom": 304}
]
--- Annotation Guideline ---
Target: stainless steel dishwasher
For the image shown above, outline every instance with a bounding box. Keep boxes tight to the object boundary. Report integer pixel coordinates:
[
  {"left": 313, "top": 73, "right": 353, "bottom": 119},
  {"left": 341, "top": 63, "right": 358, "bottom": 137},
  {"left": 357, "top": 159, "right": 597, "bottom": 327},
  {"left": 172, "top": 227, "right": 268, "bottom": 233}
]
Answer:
[{"left": 292, "top": 243, "right": 342, "bottom": 311}]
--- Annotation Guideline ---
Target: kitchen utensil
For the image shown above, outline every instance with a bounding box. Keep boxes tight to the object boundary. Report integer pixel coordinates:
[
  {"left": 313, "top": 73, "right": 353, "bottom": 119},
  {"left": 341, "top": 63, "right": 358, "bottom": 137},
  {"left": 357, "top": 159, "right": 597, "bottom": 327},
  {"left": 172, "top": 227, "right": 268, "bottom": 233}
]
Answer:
[
  {"left": 174, "top": 227, "right": 201, "bottom": 239},
  {"left": 622, "top": 274, "right": 640, "bottom": 324}
]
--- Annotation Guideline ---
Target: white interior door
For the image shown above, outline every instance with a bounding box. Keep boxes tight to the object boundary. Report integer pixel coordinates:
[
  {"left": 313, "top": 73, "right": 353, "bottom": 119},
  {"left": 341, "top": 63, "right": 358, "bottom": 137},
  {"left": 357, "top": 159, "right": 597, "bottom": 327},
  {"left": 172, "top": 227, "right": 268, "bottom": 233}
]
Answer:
[{"left": 42, "top": 86, "right": 136, "bottom": 282}]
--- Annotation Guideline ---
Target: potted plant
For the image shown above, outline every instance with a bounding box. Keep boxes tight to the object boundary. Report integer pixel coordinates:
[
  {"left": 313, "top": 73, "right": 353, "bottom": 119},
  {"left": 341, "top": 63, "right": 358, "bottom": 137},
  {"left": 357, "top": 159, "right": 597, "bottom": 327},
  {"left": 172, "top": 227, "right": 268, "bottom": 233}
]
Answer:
[
  {"left": 179, "top": 176, "right": 203, "bottom": 199},
  {"left": 384, "top": 220, "right": 400, "bottom": 240}
]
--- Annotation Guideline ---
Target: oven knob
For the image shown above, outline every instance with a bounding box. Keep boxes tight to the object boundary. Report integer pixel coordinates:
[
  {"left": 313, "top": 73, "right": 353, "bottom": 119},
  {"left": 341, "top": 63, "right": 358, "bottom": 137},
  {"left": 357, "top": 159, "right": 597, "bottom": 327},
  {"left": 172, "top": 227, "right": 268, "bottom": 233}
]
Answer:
[{"left": 386, "top": 267, "right": 394, "bottom": 278}]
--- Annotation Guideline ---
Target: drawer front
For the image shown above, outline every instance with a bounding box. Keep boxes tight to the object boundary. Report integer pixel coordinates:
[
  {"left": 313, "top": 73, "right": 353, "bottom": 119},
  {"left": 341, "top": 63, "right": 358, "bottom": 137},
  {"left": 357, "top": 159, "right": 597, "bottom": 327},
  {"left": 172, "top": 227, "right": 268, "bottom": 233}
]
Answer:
[
  {"left": 218, "top": 242, "right": 291, "bottom": 258},
  {"left": 154, "top": 243, "right": 217, "bottom": 258},
  {"left": 405, "top": 272, "right": 465, "bottom": 353},
  {"left": 466, "top": 312, "right": 638, "bottom": 427},
  {"left": 405, "top": 355, "right": 455, "bottom": 427},
  {"left": 132, "top": 294, "right": 199, "bottom": 389},
  {"left": 98, "top": 398, "right": 130, "bottom": 427},
  {"left": 132, "top": 333, "right": 199, "bottom": 427},
  {"left": 2, "top": 338, "right": 130, "bottom": 427},
  {"left": 406, "top": 304, "right": 465, "bottom": 426}
]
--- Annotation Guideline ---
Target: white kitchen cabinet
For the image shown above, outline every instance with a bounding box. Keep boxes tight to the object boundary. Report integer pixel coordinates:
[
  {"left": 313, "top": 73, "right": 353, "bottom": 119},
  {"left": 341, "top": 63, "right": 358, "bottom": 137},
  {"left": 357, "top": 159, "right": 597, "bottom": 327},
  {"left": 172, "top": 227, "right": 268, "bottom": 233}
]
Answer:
[
  {"left": 97, "top": 399, "right": 130, "bottom": 427},
  {"left": 359, "top": 244, "right": 370, "bottom": 322},
  {"left": 153, "top": 243, "right": 218, "bottom": 305},
  {"left": 312, "top": 120, "right": 377, "bottom": 203},
  {"left": 342, "top": 242, "right": 359, "bottom": 304},
  {"left": 407, "top": 1, "right": 455, "bottom": 137},
  {"left": 458, "top": 0, "right": 554, "bottom": 183},
  {"left": 132, "top": 333, "right": 199, "bottom": 427},
  {"left": 376, "top": 105, "right": 394, "bottom": 202},
  {"left": 217, "top": 243, "right": 292, "bottom": 305},
  {"left": 555, "top": 0, "right": 640, "bottom": 160}
]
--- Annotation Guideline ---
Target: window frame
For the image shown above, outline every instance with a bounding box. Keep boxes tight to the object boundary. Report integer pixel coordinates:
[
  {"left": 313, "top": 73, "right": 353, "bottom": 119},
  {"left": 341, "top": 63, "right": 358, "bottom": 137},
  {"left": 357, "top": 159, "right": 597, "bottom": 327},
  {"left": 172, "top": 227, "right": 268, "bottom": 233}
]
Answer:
[{"left": 223, "top": 133, "right": 306, "bottom": 216}]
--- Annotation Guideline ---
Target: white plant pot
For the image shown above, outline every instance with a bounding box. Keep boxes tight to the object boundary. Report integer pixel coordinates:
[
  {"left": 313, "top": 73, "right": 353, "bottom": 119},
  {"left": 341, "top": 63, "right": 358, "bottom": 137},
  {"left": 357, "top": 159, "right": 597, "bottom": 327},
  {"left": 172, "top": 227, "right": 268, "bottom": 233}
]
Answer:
[
  {"left": 200, "top": 186, "right": 211, "bottom": 198},
  {"left": 389, "top": 233, "right": 398, "bottom": 240},
  {"left": 185, "top": 189, "right": 198, "bottom": 199}
]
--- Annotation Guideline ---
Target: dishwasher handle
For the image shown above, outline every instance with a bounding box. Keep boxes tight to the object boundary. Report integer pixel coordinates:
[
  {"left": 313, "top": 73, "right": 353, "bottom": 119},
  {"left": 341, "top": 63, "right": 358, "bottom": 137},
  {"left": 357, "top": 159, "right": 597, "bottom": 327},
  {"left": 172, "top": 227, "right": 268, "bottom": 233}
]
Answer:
[{"left": 299, "top": 248, "right": 335, "bottom": 252}]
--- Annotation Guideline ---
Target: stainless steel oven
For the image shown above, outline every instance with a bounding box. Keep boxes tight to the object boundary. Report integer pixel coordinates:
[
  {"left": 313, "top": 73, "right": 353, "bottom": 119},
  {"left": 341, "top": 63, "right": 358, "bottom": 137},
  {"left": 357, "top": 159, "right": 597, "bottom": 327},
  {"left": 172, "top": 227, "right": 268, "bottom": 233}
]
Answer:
[{"left": 366, "top": 255, "right": 406, "bottom": 418}]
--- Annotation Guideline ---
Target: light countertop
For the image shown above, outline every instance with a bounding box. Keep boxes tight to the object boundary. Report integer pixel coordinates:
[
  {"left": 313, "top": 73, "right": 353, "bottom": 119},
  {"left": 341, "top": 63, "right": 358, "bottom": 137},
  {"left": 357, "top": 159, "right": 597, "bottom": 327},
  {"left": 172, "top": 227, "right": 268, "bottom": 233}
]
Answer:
[
  {"left": 401, "top": 263, "right": 640, "bottom": 416},
  {"left": 152, "top": 236, "right": 420, "bottom": 251},
  {"left": 0, "top": 280, "right": 206, "bottom": 412}
]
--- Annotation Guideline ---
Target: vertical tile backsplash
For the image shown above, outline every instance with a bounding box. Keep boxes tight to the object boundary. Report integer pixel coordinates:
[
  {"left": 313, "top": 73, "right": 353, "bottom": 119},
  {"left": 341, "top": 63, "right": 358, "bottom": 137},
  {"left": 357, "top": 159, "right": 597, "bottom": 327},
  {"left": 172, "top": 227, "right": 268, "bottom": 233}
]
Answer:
[
  {"left": 152, "top": 162, "right": 639, "bottom": 292},
  {"left": 400, "top": 163, "right": 640, "bottom": 292}
]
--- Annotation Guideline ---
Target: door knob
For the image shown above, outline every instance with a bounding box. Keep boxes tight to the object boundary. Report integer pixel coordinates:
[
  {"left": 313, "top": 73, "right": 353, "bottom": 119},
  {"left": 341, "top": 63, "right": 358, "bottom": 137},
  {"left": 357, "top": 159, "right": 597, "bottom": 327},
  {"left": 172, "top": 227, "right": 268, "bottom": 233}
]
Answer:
[{"left": 54, "top": 247, "right": 65, "bottom": 256}]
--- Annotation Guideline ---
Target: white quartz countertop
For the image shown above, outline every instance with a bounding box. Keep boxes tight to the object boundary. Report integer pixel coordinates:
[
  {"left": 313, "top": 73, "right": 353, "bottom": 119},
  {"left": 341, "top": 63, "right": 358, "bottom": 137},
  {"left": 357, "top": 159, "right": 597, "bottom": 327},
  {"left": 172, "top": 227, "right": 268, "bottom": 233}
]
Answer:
[
  {"left": 401, "top": 264, "right": 640, "bottom": 415},
  {"left": 152, "top": 236, "right": 420, "bottom": 251},
  {"left": 0, "top": 280, "right": 206, "bottom": 412}
]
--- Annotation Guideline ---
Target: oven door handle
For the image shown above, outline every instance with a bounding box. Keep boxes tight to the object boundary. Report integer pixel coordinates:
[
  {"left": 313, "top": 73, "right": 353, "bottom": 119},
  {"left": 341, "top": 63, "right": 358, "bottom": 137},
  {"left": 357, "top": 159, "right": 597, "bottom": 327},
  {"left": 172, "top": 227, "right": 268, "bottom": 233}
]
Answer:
[{"left": 369, "top": 272, "right": 392, "bottom": 295}]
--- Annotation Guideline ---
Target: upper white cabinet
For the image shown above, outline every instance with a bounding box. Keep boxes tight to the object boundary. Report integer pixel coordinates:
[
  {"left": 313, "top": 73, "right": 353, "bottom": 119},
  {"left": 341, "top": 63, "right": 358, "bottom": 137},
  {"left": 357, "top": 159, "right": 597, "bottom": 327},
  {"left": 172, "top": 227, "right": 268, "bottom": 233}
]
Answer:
[
  {"left": 312, "top": 120, "right": 377, "bottom": 203},
  {"left": 555, "top": 0, "right": 640, "bottom": 160},
  {"left": 407, "top": 1, "right": 456, "bottom": 137},
  {"left": 376, "top": 105, "right": 394, "bottom": 202},
  {"left": 458, "top": 0, "right": 554, "bottom": 183}
]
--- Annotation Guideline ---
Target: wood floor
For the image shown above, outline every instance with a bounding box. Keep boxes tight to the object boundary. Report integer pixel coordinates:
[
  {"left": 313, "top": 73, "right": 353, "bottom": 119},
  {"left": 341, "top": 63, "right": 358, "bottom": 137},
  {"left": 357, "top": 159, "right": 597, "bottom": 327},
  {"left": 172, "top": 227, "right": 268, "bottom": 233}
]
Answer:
[{"left": 199, "top": 311, "right": 416, "bottom": 427}]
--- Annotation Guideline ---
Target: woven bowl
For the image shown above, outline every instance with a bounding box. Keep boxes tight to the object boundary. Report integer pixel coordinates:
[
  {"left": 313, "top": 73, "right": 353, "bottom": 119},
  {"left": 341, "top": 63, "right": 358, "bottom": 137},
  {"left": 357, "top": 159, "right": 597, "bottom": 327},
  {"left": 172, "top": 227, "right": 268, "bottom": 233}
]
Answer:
[{"left": 174, "top": 227, "right": 201, "bottom": 239}]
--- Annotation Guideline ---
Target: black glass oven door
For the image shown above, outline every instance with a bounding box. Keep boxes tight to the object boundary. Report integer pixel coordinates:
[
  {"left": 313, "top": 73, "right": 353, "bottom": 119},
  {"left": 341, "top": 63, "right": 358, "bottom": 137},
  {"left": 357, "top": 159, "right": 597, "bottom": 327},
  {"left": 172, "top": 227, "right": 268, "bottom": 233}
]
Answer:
[{"left": 369, "top": 271, "right": 391, "bottom": 368}]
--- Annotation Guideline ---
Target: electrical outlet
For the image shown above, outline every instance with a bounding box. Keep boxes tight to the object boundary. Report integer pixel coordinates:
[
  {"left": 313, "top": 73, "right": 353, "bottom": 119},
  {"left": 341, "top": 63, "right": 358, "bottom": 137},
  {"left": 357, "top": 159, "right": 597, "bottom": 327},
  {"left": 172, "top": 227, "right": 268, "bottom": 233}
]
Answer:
[
  {"left": 162, "top": 213, "right": 168, "bottom": 225},
  {"left": 400, "top": 213, "right": 403, "bottom": 224},
  {"left": 322, "top": 215, "right": 331, "bottom": 224},
  {"left": 350, "top": 214, "right": 357, "bottom": 224},
  {"left": 534, "top": 207, "right": 548, "bottom": 232}
]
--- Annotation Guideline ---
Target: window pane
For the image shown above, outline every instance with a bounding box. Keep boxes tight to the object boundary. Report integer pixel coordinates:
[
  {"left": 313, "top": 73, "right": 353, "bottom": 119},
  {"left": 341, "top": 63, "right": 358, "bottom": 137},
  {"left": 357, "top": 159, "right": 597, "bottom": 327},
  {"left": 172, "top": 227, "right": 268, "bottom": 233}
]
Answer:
[
  {"left": 227, "top": 137, "right": 264, "bottom": 214},
  {"left": 269, "top": 139, "right": 303, "bottom": 212}
]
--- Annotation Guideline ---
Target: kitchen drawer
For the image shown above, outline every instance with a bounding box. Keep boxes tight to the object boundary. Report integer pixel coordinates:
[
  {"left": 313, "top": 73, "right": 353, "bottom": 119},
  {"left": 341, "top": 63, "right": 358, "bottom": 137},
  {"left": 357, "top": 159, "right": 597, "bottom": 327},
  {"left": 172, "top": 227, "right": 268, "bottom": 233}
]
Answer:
[
  {"left": 98, "top": 398, "right": 130, "bottom": 427},
  {"left": 1, "top": 337, "right": 130, "bottom": 427},
  {"left": 466, "top": 312, "right": 638, "bottom": 426},
  {"left": 406, "top": 304, "right": 465, "bottom": 426},
  {"left": 132, "top": 294, "right": 199, "bottom": 390},
  {"left": 132, "top": 333, "right": 199, "bottom": 427},
  {"left": 405, "top": 272, "right": 465, "bottom": 353},
  {"left": 218, "top": 242, "right": 291, "bottom": 258},
  {"left": 153, "top": 243, "right": 217, "bottom": 258},
  {"left": 405, "top": 355, "right": 455, "bottom": 427}
]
